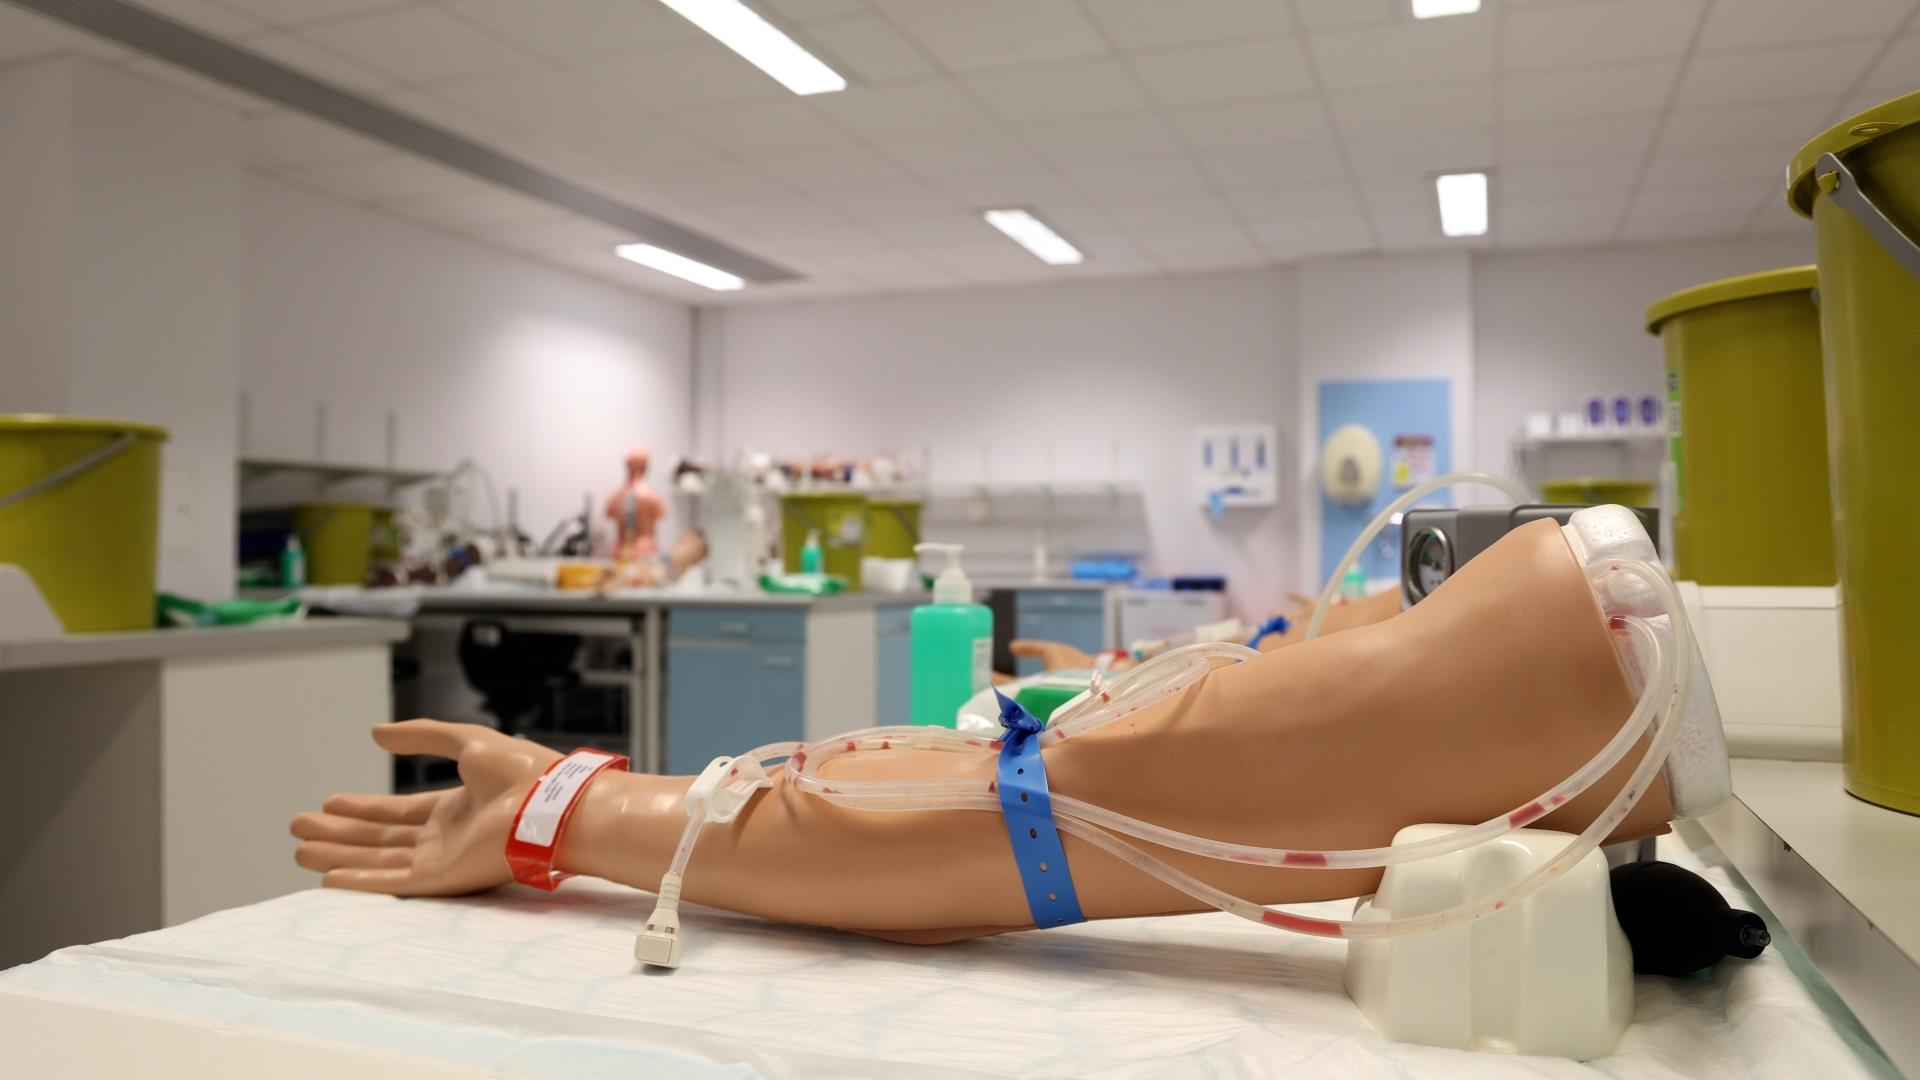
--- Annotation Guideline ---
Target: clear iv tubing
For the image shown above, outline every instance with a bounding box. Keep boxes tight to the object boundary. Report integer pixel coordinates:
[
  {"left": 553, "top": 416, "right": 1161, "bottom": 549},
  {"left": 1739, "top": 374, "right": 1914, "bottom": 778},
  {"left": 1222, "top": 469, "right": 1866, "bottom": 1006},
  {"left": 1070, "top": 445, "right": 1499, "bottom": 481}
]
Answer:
[{"left": 664, "top": 475, "right": 1691, "bottom": 941}]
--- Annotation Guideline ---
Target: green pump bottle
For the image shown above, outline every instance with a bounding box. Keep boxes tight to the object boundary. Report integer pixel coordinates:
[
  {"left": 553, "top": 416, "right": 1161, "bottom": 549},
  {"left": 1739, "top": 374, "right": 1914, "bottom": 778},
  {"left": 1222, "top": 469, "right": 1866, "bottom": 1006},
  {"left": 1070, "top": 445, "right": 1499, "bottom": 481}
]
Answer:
[{"left": 910, "top": 542, "right": 992, "bottom": 728}]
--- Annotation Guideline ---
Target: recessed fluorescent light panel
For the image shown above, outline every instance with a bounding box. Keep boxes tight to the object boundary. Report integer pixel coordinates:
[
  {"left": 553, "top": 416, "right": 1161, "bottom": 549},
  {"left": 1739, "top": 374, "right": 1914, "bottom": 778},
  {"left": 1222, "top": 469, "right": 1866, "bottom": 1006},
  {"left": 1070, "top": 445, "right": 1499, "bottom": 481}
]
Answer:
[
  {"left": 615, "top": 243, "right": 746, "bottom": 291},
  {"left": 1435, "top": 172, "right": 1489, "bottom": 238},
  {"left": 1411, "top": 0, "right": 1482, "bottom": 17},
  {"left": 656, "top": 0, "right": 847, "bottom": 95},
  {"left": 983, "top": 209, "right": 1084, "bottom": 266}
]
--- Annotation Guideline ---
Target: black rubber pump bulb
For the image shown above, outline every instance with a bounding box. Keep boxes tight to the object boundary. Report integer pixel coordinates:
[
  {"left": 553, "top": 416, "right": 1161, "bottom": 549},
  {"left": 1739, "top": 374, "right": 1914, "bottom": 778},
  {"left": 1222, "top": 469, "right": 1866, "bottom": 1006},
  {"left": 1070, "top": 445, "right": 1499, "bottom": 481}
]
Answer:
[{"left": 1610, "top": 861, "right": 1772, "bottom": 976}]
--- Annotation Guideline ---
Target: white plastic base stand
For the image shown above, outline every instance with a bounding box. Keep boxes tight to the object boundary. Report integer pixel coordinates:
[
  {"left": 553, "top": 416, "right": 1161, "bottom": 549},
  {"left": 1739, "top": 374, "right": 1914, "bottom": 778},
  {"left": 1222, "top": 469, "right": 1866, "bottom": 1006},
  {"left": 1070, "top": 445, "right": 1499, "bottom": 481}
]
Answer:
[{"left": 1345, "top": 824, "right": 1633, "bottom": 1060}]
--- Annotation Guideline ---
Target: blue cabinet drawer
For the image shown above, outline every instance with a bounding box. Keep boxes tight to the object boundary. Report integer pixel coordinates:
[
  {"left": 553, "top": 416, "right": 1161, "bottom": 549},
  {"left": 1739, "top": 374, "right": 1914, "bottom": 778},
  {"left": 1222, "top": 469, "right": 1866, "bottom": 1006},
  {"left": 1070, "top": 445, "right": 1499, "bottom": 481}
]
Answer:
[
  {"left": 1015, "top": 589, "right": 1106, "bottom": 615},
  {"left": 665, "top": 639, "right": 806, "bottom": 773},
  {"left": 1013, "top": 607, "right": 1107, "bottom": 676},
  {"left": 668, "top": 606, "right": 807, "bottom": 642},
  {"left": 876, "top": 605, "right": 913, "bottom": 635}
]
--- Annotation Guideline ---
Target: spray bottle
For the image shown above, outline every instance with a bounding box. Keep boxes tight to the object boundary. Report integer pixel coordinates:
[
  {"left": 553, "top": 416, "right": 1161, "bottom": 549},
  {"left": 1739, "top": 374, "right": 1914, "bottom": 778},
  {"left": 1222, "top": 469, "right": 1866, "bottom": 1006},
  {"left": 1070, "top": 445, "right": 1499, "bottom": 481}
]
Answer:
[
  {"left": 910, "top": 542, "right": 993, "bottom": 727},
  {"left": 800, "top": 529, "right": 824, "bottom": 574}
]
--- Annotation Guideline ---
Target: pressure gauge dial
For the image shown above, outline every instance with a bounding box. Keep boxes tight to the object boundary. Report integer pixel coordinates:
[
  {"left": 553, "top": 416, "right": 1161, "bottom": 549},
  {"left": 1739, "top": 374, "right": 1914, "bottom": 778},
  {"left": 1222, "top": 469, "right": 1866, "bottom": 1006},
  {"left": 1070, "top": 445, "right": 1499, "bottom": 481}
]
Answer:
[{"left": 1406, "top": 528, "right": 1453, "bottom": 604}]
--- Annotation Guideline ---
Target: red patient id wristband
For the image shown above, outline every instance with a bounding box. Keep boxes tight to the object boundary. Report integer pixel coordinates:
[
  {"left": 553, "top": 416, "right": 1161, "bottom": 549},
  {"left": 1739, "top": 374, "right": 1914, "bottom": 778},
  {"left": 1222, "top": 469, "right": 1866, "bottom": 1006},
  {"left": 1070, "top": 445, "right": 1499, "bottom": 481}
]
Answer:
[{"left": 505, "top": 749, "right": 629, "bottom": 891}]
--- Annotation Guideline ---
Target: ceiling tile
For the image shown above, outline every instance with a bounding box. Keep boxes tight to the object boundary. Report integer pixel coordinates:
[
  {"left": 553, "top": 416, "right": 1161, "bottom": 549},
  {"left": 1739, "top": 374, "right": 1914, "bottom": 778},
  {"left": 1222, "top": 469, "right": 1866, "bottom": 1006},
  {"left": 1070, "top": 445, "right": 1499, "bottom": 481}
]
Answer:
[
  {"left": 1635, "top": 181, "right": 1780, "bottom": 217},
  {"left": 1249, "top": 216, "right": 1375, "bottom": 261},
  {"left": 826, "top": 250, "right": 962, "bottom": 289},
  {"left": 445, "top": 0, "right": 703, "bottom": 62},
  {"left": 962, "top": 57, "right": 1148, "bottom": 120},
  {"left": 1327, "top": 79, "right": 1495, "bottom": 137},
  {"left": 811, "top": 180, "right": 958, "bottom": 222},
  {"left": 286, "top": 152, "right": 475, "bottom": 202},
  {"left": 120, "top": 58, "right": 267, "bottom": 113},
  {"left": 1619, "top": 208, "right": 1757, "bottom": 244},
  {"left": 1860, "top": 33, "right": 1920, "bottom": 95},
  {"left": 302, "top": 6, "right": 536, "bottom": 85},
  {"left": 1307, "top": 17, "right": 1496, "bottom": 90},
  {"left": 1499, "top": 114, "right": 1659, "bottom": 166},
  {"left": 1165, "top": 96, "right": 1332, "bottom": 151},
  {"left": 244, "top": 110, "right": 386, "bottom": 167},
  {"left": 1697, "top": 0, "right": 1914, "bottom": 52},
  {"left": 1502, "top": 0, "right": 1704, "bottom": 72},
  {"left": 1358, "top": 174, "right": 1434, "bottom": 215},
  {"left": 879, "top": 126, "right": 1049, "bottom": 178},
  {"left": 1344, "top": 128, "right": 1494, "bottom": 177},
  {"left": 227, "top": 0, "right": 398, "bottom": 29},
  {"left": 1081, "top": 0, "right": 1293, "bottom": 50},
  {"left": 240, "top": 31, "right": 405, "bottom": 95},
  {"left": 0, "top": 6, "right": 87, "bottom": 65},
  {"left": 141, "top": 0, "right": 266, "bottom": 36},
  {"left": 759, "top": 0, "right": 871, "bottom": 22},
  {"left": 1293, "top": 0, "right": 1397, "bottom": 30},
  {"left": 1654, "top": 99, "right": 1840, "bottom": 161},
  {"left": 798, "top": 14, "right": 938, "bottom": 81},
  {"left": 1497, "top": 197, "right": 1624, "bottom": 249},
  {"left": 1127, "top": 37, "right": 1316, "bottom": 104},
  {"left": 744, "top": 221, "right": 894, "bottom": 255},
  {"left": 1126, "top": 222, "right": 1259, "bottom": 254},
  {"left": 1153, "top": 247, "right": 1270, "bottom": 272},
  {"left": 702, "top": 196, "right": 848, "bottom": 231},
  {"left": 878, "top": 216, "right": 1006, "bottom": 246},
  {"left": 811, "top": 79, "right": 993, "bottom": 138},
  {"left": 1019, "top": 111, "right": 1185, "bottom": 163},
  {"left": 868, "top": 0, "right": 1107, "bottom": 71},
  {"left": 1092, "top": 190, "right": 1239, "bottom": 227},
  {"left": 422, "top": 69, "right": 600, "bottom": 133},
  {"left": 929, "top": 169, "right": 1081, "bottom": 206},
  {"left": 1673, "top": 41, "right": 1881, "bottom": 108},
  {"left": 574, "top": 41, "right": 790, "bottom": 112},
  {"left": 744, "top": 143, "right": 911, "bottom": 188},
  {"left": 1371, "top": 209, "right": 1458, "bottom": 251},
  {"left": 673, "top": 99, "right": 855, "bottom": 154},
  {"left": 1502, "top": 60, "right": 1678, "bottom": 123},
  {"left": 1062, "top": 154, "right": 1216, "bottom": 199},
  {"left": 1197, "top": 143, "right": 1349, "bottom": 186},
  {"left": 375, "top": 178, "right": 571, "bottom": 229},
  {"left": 1638, "top": 147, "right": 1787, "bottom": 190},
  {"left": 638, "top": 158, "right": 787, "bottom": 204},
  {"left": 1224, "top": 181, "right": 1364, "bottom": 222},
  {"left": 1499, "top": 160, "right": 1640, "bottom": 203}
]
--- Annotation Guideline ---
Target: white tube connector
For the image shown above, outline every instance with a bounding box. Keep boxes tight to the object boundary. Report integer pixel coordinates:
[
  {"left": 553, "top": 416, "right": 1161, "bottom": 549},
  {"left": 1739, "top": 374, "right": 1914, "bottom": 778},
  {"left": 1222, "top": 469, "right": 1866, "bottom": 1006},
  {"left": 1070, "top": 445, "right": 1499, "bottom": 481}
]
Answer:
[{"left": 635, "top": 872, "right": 685, "bottom": 969}]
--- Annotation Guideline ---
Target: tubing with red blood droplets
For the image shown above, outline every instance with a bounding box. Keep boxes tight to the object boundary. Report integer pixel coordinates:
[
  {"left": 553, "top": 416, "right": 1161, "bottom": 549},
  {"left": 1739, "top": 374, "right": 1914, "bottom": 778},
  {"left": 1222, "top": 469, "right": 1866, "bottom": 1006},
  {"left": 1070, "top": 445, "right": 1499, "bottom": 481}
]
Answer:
[{"left": 644, "top": 532, "right": 1687, "bottom": 947}]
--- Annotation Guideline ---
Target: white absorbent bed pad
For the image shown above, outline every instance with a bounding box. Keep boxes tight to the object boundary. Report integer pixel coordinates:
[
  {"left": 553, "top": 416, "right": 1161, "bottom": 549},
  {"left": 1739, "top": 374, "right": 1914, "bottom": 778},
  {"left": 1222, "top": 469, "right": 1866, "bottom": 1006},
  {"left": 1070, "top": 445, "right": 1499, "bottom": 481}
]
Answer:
[{"left": 0, "top": 836, "right": 1890, "bottom": 1080}]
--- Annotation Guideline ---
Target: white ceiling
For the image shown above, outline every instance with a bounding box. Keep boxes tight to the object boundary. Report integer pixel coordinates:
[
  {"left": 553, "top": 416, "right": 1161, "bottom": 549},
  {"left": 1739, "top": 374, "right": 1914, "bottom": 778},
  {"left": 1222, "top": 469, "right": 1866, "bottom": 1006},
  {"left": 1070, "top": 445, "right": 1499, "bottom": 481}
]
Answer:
[{"left": 3, "top": 0, "right": 1916, "bottom": 303}]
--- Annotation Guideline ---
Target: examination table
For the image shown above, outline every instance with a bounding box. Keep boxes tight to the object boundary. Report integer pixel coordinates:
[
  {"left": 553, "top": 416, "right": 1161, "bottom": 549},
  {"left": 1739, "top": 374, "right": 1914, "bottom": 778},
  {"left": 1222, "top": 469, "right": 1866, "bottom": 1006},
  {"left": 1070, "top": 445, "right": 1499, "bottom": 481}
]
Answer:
[{"left": 0, "top": 835, "right": 1891, "bottom": 1079}]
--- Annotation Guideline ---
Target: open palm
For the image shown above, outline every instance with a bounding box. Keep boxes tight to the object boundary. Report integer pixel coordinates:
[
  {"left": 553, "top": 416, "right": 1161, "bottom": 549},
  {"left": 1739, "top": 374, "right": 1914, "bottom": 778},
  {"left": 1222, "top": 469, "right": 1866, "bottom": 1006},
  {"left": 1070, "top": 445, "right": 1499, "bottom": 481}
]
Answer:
[{"left": 291, "top": 719, "right": 561, "bottom": 896}]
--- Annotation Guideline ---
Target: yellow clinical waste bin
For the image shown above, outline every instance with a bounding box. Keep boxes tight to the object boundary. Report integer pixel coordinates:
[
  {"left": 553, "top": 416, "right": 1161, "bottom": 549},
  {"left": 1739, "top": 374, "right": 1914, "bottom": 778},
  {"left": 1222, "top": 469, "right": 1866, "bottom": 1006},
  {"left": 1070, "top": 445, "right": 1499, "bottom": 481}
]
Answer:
[
  {"left": 1644, "top": 266, "right": 1834, "bottom": 586},
  {"left": 780, "top": 491, "right": 868, "bottom": 589},
  {"left": 865, "top": 498, "right": 923, "bottom": 560},
  {"left": 0, "top": 414, "right": 168, "bottom": 632},
  {"left": 1787, "top": 90, "right": 1920, "bottom": 814},
  {"left": 293, "top": 502, "right": 377, "bottom": 586}
]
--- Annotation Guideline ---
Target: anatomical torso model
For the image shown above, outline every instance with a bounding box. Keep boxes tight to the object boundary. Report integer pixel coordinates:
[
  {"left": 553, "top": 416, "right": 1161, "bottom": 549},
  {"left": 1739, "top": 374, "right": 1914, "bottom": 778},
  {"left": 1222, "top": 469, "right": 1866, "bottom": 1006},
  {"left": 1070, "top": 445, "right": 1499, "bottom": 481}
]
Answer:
[{"left": 605, "top": 444, "right": 667, "bottom": 562}]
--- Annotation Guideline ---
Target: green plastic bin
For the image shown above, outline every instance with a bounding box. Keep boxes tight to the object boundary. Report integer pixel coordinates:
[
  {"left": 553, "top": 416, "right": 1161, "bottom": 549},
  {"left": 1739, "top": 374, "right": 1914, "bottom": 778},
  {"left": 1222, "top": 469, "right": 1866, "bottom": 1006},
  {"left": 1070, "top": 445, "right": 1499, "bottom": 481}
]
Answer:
[
  {"left": 780, "top": 492, "right": 868, "bottom": 589},
  {"left": 1644, "top": 266, "right": 1834, "bottom": 586},
  {"left": 1539, "top": 478, "right": 1655, "bottom": 508},
  {"left": 0, "top": 415, "right": 168, "bottom": 631},
  {"left": 866, "top": 498, "right": 922, "bottom": 560},
  {"left": 294, "top": 502, "right": 377, "bottom": 586},
  {"left": 1788, "top": 90, "right": 1920, "bottom": 814}
]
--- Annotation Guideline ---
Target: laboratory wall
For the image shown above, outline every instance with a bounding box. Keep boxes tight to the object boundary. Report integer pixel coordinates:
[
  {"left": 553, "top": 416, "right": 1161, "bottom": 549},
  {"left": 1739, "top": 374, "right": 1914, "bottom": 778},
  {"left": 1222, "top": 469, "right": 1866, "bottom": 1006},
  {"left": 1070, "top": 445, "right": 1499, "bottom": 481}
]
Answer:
[
  {"left": 240, "top": 177, "right": 694, "bottom": 546},
  {"left": 1471, "top": 234, "right": 1816, "bottom": 475},
  {"left": 706, "top": 270, "right": 1300, "bottom": 619}
]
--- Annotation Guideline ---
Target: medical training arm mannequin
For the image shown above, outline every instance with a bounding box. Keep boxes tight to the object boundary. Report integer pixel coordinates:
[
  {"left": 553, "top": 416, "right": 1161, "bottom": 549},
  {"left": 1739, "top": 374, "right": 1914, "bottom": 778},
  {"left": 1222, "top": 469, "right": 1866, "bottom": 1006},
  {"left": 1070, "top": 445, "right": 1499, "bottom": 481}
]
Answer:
[{"left": 295, "top": 520, "right": 1671, "bottom": 940}]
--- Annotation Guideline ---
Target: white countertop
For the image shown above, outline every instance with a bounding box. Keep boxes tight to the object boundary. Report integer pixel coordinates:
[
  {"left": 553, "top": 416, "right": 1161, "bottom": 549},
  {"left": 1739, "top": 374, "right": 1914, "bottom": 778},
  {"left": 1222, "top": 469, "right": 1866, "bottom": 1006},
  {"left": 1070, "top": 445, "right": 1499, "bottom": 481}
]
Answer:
[
  {"left": 1692, "top": 757, "right": 1920, "bottom": 1076},
  {"left": 0, "top": 617, "right": 409, "bottom": 673}
]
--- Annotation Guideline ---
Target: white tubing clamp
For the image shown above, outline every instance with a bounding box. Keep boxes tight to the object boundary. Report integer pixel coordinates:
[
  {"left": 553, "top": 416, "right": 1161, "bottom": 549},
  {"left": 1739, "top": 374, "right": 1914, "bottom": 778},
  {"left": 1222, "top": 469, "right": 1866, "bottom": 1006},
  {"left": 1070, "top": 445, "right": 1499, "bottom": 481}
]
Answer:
[
  {"left": 687, "top": 755, "right": 771, "bottom": 824},
  {"left": 1346, "top": 824, "right": 1633, "bottom": 1060}
]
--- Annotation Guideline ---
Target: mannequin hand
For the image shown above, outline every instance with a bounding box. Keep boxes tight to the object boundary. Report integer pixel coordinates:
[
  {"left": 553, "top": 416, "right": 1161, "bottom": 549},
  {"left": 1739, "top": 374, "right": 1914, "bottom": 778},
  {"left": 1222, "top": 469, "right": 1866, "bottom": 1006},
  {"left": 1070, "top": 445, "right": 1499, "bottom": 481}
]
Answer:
[
  {"left": 291, "top": 720, "right": 560, "bottom": 896},
  {"left": 1009, "top": 639, "right": 1097, "bottom": 672}
]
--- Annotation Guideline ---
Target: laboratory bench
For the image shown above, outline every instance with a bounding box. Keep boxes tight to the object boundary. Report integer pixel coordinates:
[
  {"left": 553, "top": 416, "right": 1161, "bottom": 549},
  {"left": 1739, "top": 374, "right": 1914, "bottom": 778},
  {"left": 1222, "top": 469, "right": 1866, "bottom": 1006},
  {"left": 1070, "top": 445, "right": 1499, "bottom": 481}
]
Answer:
[
  {"left": 0, "top": 617, "right": 406, "bottom": 969},
  {"left": 371, "top": 587, "right": 927, "bottom": 788}
]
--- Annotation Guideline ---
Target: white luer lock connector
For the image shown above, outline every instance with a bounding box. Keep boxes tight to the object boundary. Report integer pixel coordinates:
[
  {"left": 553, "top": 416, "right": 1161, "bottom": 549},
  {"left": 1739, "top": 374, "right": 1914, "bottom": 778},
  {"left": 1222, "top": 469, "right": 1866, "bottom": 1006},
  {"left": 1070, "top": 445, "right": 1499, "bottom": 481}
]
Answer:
[{"left": 636, "top": 755, "right": 775, "bottom": 969}]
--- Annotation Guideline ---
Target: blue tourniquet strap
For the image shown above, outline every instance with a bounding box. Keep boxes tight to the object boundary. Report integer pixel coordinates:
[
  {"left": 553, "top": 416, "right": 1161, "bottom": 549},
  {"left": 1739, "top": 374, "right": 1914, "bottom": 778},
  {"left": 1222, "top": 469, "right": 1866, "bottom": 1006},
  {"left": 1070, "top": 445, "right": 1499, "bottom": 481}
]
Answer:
[
  {"left": 994, "top": 689, "right": 1085, "bottom": 928},
  {"left": 1247, "top": 614, "right": 1292, "bottom": 649}
]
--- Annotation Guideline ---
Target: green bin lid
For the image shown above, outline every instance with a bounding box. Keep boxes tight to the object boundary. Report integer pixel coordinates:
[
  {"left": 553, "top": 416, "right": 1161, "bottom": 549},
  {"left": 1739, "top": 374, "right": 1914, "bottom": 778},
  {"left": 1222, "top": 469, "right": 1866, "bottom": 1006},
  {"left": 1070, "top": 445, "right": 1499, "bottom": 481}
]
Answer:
[
  {"left": 1787, "top": 90, "right": 1920, "bottom": 218},
  {"left": 0, "top": 413, "right": 169, "bottom": 441},
  {"left": 1644, "top": 265, "right": 1817, "bottom": 334}
]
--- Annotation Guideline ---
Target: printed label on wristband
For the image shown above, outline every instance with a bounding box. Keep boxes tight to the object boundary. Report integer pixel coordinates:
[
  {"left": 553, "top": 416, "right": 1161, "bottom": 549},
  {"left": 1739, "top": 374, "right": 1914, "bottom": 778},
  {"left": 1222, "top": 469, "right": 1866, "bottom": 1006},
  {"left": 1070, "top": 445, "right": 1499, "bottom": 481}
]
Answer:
[{"left": 514, "top": 751, "right": 621, "bottom": 847}]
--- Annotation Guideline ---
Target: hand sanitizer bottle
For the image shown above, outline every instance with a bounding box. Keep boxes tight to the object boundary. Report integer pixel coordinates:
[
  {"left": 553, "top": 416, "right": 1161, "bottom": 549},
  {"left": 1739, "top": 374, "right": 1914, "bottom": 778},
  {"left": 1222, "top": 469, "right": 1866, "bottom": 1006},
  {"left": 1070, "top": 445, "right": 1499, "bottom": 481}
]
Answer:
[{"left": 910, "top": 542, "right": 993, "bottom": 728}]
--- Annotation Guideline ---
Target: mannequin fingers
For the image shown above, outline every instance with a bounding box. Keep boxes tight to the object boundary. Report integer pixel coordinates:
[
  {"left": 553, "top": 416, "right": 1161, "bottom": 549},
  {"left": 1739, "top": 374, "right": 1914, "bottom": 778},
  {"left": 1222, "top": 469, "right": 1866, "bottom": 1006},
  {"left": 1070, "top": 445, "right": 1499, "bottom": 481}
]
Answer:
[
  {"left": 322, "top": 789, "right": 445, "bottom": 825},
  {"left": 322, "top": 867, "right": 415, "bottom": 895},
  {"left": 1008, "top": 639, "right": 1045, "bottom": 656},
  {"left": 296, "top": 841, "right": 413, "bottom": 872},
  {"left": 291, "top": 811, "right": 420, "bottom": 848},
  {"left": 372, "top": 719, "right": 477, "bottom": 758}
]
